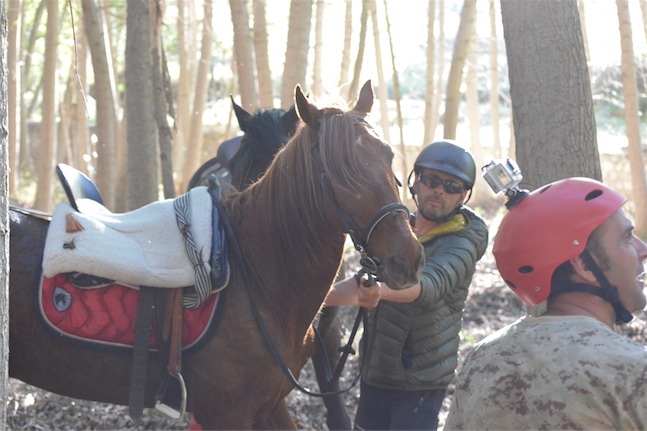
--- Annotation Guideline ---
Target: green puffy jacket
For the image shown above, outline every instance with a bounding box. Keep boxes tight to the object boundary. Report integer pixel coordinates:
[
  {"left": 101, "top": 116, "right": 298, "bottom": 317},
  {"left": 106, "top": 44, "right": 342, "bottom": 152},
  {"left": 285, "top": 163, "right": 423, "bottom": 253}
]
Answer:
[{"left": 361, "top": 206, "right": 488, "bottom": 391}]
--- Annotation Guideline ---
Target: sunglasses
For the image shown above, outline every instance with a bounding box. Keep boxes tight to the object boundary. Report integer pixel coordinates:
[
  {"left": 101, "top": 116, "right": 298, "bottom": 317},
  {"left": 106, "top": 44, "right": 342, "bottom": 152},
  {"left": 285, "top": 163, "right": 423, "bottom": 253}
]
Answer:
[{"left": 418, "top": 173, "right": 464, "bottom": 194}]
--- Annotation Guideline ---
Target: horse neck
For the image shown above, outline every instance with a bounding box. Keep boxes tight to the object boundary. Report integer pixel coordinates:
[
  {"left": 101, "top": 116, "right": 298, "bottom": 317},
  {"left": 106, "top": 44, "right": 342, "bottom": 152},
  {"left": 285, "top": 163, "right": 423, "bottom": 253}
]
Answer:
[{"left": 226, "top": 174, "right": 347, "bottom": 328}]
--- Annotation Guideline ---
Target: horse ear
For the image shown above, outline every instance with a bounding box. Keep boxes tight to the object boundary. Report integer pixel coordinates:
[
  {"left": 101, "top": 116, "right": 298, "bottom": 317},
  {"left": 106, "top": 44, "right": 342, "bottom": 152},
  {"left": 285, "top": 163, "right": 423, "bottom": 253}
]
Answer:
[
  {"left": 282, "top": 105, "right": 299, "bottom": 137},
  {"left": 294, "top": 85, "right": 321, "bottom": 127},
  {"left": 353, "top": 80, "right": 374, "bottom": 115},
  {"left": 231, "top": 95, "right": 252, "bottom": 133}
]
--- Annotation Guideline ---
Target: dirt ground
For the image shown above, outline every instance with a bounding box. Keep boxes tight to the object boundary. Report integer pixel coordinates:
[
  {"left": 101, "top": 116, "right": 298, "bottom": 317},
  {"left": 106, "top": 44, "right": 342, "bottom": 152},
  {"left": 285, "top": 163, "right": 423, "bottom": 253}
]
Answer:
[{"left": 6, "top": 249, "right": 647, "bottom": 430}]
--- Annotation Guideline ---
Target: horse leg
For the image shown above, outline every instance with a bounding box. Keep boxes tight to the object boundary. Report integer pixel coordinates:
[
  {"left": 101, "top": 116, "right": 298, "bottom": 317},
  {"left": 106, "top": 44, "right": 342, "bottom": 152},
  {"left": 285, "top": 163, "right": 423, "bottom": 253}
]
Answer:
[
  {"left": 253, "top": 398, "right": 296, "bottom": 430},
  {"left": 312, "top": 305, "right": 352, "bottom": 430}
]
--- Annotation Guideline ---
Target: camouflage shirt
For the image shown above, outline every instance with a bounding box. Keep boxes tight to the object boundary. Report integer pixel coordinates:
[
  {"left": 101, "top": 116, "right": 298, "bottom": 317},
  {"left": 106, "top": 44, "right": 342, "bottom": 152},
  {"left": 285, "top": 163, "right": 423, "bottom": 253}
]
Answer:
[{"left": 445, "top": 315, "right": 647, "bottom": 430}]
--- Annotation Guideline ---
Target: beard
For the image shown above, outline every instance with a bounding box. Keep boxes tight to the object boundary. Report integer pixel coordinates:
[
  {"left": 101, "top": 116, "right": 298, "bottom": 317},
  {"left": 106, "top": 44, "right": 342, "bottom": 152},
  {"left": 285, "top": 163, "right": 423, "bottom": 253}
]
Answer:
[{"left": 418, "top": 196, "right": 454, "bottom": 222}]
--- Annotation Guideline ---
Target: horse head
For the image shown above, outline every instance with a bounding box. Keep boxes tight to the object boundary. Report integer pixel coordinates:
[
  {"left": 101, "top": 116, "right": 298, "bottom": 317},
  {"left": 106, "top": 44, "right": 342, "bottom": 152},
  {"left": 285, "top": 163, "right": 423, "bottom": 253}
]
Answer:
[
  {"left": 294, "top": 80, "right": 424, "bottom": 290},
  {"left": 229, "top": 98, "right": 299, "bottom": 189}
]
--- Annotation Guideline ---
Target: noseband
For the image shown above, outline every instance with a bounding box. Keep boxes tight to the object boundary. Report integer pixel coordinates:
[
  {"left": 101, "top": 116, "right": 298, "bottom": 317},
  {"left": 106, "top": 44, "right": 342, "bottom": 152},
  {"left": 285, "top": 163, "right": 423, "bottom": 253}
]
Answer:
[{"left": 316, "top": 161, "right": 410, "bottom": 276}]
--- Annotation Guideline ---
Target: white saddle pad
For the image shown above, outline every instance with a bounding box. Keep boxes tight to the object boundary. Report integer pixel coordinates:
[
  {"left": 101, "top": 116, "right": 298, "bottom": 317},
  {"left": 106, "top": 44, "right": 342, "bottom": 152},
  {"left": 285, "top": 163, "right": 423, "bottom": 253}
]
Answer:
[{"left": 43, "top": 187, "right": 213, "bottom": 288}]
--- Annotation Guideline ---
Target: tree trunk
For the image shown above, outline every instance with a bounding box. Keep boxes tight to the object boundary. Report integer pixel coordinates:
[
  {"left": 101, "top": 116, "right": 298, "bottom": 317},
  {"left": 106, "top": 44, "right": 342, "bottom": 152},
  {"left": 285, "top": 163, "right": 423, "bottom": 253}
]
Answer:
[
  {"left": 70, "top": 15, "right": 91, "bottom": 174},
  {"left": 230, "top": 0, "right": 257, "bottom": 110},
  {"left": 82, "top": 0, "right": 118, "bottom": 209},
  {"left": 34, "top": 0, "right": 59, "bottom": 211},
  {"left": 383, "top": 0, "right": 406, "bottom": 196},
  {"left": 180, "top": 0, "right": 213, "bottom": 191},
  {"left": 126, "top": 0, "right": 158, "bottom": 209},
  {"left": 253, "top": 0, "right": 273, "bottom": 107},
  {"left": 151, "top": 0, "right": 175, "bottom": 200},
  {"left": 488, "top": 0, "right": 501, "bottom": 158},
  {"left": 172, "top": 0, "right": 196, "bottom": 186},
  {"left": 280, "top": 0, "right": 312, "bottom": 109},
  {"left": 0, "top": 0, "right": 9, "bottom": 427},
  {"left": 423, "top": 0, "right": 436, "bottom": 145},
  {"left": 7, "top": 0, "right": 19, "bottom": 195},
  {"left": 312, "top": 0, "right": 325, "bottom": 97},
  {"left": 500, "top": 0, "right": 601, "bottom": 190},
  {"left": 347, "top": 0, "right": 368, "bottom": 101},
  {"left": 430, "top": 0, "right": 445, "bottom": 139},
  {"left": 338, "top": 0, "right": 352, "bottom": 89},
  {"left": 616, "top": 0, "right": 647, "bottom": 238},
  {"left": 369, "top": 0, "right": 389, "bottom": 142},
  {"left": 443, "top": 0, "right": 476, "bottom": 139}
]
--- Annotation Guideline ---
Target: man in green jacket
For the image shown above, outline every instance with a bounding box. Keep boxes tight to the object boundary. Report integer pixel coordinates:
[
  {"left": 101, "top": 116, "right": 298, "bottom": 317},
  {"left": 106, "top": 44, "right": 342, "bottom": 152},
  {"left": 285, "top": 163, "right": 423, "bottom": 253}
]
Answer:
[{"left": 327, "top": 140, "right": 489, "bottom": 430}]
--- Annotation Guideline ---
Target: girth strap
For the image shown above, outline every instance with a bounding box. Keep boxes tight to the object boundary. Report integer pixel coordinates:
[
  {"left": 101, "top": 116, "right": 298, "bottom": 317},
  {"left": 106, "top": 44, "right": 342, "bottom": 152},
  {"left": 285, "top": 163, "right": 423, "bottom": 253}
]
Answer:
[{"left": 128, "top": 286, "right": 155, "bottom": 421}]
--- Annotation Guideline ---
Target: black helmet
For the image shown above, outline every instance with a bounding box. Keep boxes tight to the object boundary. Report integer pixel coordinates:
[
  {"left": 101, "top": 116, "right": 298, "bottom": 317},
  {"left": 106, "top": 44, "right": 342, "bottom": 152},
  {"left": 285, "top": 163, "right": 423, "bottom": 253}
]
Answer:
[{"left": 412, "top": 140, "right": 476, "bottom": 189}]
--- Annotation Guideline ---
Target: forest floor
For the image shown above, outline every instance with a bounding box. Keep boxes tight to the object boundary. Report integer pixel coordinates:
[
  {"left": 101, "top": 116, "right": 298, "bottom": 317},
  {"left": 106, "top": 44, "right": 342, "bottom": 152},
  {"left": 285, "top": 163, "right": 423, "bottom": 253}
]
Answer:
[{"left": 6, "top": 244, "right": 647, "bottom": 430}]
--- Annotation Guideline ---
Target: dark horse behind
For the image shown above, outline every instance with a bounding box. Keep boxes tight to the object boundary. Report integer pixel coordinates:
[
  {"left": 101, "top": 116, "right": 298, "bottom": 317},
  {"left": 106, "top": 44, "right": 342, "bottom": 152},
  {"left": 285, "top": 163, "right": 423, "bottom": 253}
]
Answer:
[{"left": 9, "top": 81, "right": 424, "bottom": 429}]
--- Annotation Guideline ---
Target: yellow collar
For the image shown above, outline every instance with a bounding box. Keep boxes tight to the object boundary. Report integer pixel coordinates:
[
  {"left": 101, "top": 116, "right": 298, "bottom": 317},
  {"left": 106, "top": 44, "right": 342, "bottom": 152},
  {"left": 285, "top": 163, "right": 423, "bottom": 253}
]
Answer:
[{"left": 417, "top": 212, "right": 467, "bottom": 243}]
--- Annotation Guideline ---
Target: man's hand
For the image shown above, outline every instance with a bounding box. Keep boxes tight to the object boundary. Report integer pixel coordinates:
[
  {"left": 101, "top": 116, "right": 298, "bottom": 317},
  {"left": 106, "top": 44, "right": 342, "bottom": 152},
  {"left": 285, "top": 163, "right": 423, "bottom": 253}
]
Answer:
[{"left": 357, "top": 275, "right": 382, "bottom": 309}]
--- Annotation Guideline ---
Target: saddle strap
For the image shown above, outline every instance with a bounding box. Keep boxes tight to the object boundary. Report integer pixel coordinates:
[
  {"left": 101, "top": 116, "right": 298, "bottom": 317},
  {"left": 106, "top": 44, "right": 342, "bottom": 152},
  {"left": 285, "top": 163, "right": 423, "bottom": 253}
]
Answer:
[
  {"left": 129, "top": 286, "right": 155, "bottom": 421},
  {"left": 165, "top": 288, "right": 183, "bottom": 374}
]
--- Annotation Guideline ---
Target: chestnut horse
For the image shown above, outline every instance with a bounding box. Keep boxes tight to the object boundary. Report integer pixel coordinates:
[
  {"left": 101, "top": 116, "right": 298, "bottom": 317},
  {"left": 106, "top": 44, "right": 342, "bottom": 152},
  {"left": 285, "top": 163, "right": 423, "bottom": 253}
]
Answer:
[
  {"left": 188, "top": 97, "right": 352, "bottom": 429},
  {"left": 9, "top": 81, "right": 424, "bottom": 429}
]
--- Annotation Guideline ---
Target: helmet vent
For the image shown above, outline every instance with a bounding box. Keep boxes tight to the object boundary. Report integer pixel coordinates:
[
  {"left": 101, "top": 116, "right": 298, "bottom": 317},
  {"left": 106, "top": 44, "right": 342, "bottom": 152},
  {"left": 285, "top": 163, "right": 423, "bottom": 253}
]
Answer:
[
  {"left": 505, "top": 280, "right": 517, "bottom": 289},
  {"left": 584, "top": 189, "right": 603, "bottom": 201},
  {"left": 518, "top": 265, "right": 534, "bottom": 274}
]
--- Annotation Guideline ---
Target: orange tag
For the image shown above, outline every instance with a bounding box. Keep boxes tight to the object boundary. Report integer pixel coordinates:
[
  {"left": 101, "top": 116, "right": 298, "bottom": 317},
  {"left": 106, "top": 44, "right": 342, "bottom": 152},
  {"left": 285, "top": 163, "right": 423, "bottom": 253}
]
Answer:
[{"left": 65, "top": 213, "right": 84, "bottom": 233}]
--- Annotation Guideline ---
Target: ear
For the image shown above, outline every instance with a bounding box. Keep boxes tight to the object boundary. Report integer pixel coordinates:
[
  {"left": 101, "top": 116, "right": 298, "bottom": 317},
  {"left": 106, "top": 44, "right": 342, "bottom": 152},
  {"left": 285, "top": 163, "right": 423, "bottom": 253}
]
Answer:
[
  {"left": 282, "top": 105, "right": 300, "bottom": 137},
  {"left": 353, "top": 80, "right": 374, "bottom": 114},
  {"left": 294, "top": 85, "right": 321, "bottom": 127},
  {"left": 570, "top": 255, "right": 598, "bottom": 284},
  {"left": 231, "top": 95, "right": 252, "bottom": 133}
]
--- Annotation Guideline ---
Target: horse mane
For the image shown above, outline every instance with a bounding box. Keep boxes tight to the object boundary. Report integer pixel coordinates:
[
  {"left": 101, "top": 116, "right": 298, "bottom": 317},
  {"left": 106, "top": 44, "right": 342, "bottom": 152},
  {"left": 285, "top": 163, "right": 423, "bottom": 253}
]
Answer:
[{"left": 227, "top": 102, "right": 375, "bottom": 273}]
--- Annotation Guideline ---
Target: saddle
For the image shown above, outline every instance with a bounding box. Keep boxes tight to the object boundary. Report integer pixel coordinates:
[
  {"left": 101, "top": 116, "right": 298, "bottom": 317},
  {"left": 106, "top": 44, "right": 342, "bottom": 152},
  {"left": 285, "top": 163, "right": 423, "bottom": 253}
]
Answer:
[{"left": 45, "top": 163, "right": 230, "bottom": 420}]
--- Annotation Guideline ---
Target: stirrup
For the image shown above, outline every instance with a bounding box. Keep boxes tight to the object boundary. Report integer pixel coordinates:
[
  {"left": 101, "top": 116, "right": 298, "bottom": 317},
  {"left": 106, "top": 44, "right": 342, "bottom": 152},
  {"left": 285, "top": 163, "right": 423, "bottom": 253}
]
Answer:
[{"left": 155, "top": 372, "right": 187, "bottom": 419}]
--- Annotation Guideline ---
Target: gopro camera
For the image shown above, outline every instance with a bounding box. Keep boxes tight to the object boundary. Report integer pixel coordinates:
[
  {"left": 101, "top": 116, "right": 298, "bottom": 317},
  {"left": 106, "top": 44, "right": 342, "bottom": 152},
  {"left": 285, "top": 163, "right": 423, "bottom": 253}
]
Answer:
[{"left": 482, "top": 159, "right": 527, "bottom": 208}]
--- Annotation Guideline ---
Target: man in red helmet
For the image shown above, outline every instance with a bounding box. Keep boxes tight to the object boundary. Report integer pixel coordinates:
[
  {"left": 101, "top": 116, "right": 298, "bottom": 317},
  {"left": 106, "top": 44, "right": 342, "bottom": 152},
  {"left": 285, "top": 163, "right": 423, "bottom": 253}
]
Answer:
[
  {"left": 327, "top": 140, "right": 489, "bottom": 430},
  {"left": 444, "top": 177, "right": 647, "bottom": 430}
]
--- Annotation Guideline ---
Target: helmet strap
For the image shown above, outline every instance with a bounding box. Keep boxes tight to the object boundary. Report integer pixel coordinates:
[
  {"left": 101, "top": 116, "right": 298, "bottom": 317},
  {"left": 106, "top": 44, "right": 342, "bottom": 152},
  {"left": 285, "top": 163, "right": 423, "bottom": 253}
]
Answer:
[{"left": 553, "top": 250, "right": 633, "bottom": 324}]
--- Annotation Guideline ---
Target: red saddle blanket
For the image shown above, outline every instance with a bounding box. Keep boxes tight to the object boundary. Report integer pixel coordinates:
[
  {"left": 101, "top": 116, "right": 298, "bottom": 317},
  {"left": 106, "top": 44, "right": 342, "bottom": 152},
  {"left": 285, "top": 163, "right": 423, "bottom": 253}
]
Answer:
[{"left": 39, "top": 273, "right": 221, "bottom": 350}]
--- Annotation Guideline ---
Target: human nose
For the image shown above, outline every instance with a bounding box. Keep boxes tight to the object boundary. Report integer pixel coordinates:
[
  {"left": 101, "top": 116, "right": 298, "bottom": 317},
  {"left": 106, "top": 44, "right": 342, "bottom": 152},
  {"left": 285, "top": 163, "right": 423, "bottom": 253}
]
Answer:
[{"left": 634, "top": 236, "right": 647, "bottom": 259}]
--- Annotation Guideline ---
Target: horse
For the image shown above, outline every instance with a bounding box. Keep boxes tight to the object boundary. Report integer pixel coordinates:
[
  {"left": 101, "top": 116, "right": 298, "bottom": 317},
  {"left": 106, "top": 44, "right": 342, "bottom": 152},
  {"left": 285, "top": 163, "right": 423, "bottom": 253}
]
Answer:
[
  {"left": 188, "top": 97, "right": 352, "bottom": 429},
  {"left": 8, "top": 80, "right": 424, "bottom": 429}
]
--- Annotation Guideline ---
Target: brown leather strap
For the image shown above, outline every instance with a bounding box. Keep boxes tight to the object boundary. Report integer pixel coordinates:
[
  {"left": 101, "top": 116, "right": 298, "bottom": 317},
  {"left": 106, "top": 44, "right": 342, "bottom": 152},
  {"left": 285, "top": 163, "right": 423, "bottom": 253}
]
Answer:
[{"left": 167, "top": 289, "right": 183, "bottom": 374}]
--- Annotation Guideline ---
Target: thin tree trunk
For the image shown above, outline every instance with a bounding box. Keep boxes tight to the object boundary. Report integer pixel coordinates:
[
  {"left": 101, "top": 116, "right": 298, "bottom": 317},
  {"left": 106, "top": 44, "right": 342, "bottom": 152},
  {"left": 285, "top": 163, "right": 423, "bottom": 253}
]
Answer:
[
  {"left": 7, "top": 0, "right": 19, "bottom": 194},
  {"left": 423, "top": 0, "right": 436, "bottom": 145},
  {"left": 347, "top": 0, "right": 368, "bottom": 101},
  {"left": 369, "top": 0, "right": 389, "bottom": 142},
  {"left": 312, "top": 0, "right": 325, "bottom": 97},
  {"left": 338, "top": 0, "right": 352, "bottom": 89},
  {"left": 151, "top": 0, "right": 175, "bottom": 200},
  {"left": 82, "top": 0, "right": 118, "bottom": 208},
  {"left": 34, "top": 0, "right": 59, "bottom": 211},
  {"left": 0, "top": 0, "right": 10, "bottom": 424},
  {"left": 230, "top": 0, "right": 257, "bottom": 110},
  {"left": 181, "top": 0, "right": 213, "bottom": 190},
  {"left": 172, "top": 0, "right": 196, "bottom": 187},
  {"left": 489, "top": 0, "right": 501, "bottom": 158},
  {"left": 383, "top": 0, "right": 406, "bottom": 198},
  {"left": 616, "top": 0, "right": 647, "bottom": 238},
  {"left": 430, "top": 0, "right": 444, "bottom": 137},
  {"left": 280, "top": 0, "right": 312, "bottom": 109},
  {"left": 126, "top": 0, "right": 158, "bottom": 209},
  {"left": 443, "top": 0, "right": 476, "bottom": 139},
  {"left": 253, "top": 0, "right": 273, "bottom": 107}
]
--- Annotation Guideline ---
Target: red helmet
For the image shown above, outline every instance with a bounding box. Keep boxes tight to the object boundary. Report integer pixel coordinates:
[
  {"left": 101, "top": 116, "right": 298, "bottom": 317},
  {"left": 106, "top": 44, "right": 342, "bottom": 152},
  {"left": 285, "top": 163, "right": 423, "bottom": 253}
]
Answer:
[{"left": 493, "top": 177, "right": 626, "bottom": 306}]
